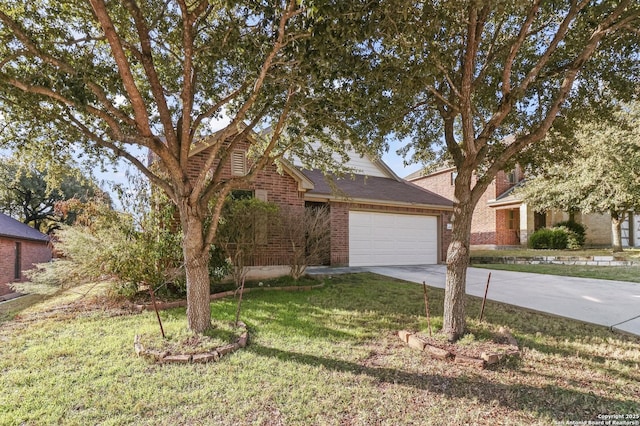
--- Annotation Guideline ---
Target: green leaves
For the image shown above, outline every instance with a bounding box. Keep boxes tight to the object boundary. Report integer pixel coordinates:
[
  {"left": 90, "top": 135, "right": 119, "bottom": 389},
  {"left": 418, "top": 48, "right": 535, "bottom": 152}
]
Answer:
[{"left": 517, "top": 102, "right": 640, "bottom": 216}]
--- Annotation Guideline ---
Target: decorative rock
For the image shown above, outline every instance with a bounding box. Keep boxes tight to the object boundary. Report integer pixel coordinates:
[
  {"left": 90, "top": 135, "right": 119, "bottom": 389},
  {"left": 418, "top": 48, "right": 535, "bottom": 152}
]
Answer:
[
  {"left": 481, "top": 352, "right": 501, "bottom": 365},
  {"left": 192, "top": 352, "right": 219, "bottom": 363},
  {"left": 407, "top": 334, "right": 426, "bottom": 351},
  {"left": 217, "top": 343, "right": 239, "bottom": 356},
  {"left": 145, "top": 349, "right": 169, "bottom": 360},
  {"left": 454, "top": 355, "right": 486, "bottom": 369},
  {"left": 498, "top": 327, "right": 519, "bottom": 347},
  {"left": 238, "top": 332, "right": 249, "bottom": 348},
  {"left": 398, "top": 330, "right": 412, "bottom": 343},
  {"left": 134, "top": 334, "right": 144, "bottom": 356},
  {"left": 236, "top": 321, "right": 247, "bottom": 329},
  {"left": 424, "top": 344, "right": 452, "bottom": 360},
  {"left": 163, "top": 354, "right": 192, "bottom": 364},
  {"left": 506, "top": 349, "right": 521, "bottom": 358}
]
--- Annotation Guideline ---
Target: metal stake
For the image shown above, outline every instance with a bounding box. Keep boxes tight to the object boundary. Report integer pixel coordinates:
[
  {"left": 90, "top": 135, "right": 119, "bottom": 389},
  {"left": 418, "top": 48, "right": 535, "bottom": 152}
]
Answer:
[
  {"left": 479, "top": 272, "right": 492, "bottom": 322},
  {"left": 423, "top": 281, "right": 432, "bottom": 337},
  {"left": 148, "top": 284, "right": 166, "bottom": 339}
]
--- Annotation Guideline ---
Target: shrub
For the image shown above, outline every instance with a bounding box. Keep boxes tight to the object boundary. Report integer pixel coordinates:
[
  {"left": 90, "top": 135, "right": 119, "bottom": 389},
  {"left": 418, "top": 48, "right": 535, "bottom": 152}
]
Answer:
[
  {"left": 27, "top": 178, "right": 230, "bottom": 300},
  {"left": 528, "top": 227, "right": 568, "bottom": 249},
  {"left": 553, "top": 220, "right": 586, "bottom": 248},
  {"left": 279, "top": 204, "right": 331, "bottom": 280}
]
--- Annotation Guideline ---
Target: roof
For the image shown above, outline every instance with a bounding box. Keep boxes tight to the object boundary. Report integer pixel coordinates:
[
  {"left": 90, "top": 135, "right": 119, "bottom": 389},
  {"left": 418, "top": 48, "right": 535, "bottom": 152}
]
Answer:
[
  {"left": 405, "top": 164, "right": 455, "bottom": 181},
  {"left": 0, "top": 213, "right": 50, "bottom": 242},
  {"left": 301, "top": 169, "right": 453, "bottom": 209},
  {"left": 487, "top": 181, "right": 525, "bottom": 208}
]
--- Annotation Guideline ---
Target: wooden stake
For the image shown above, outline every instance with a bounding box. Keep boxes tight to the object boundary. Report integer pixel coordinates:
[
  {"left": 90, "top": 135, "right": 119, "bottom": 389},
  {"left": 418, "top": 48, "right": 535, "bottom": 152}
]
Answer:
[
  {"left": 148, "top": 284, "right": 166, "bottom": 339},
  {"left": 423, "top": 281, "right": 432, "bottom": 337},
  {"left": 479, "top": 272, "right": 492, "bottom": 322}
]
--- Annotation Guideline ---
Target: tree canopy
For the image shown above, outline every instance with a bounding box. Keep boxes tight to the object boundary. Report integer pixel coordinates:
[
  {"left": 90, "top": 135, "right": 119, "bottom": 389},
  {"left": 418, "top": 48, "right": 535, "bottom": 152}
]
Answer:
[
  {"left": 517, "top": 102, "right": 640, "bottom": 251},
  {"left": 334, "top": 1, "right": 640, "bottom": 340},
  {"left": 0, "top": 0, "right": 374, "bottom": 333},
  {"left": 1, "top": 1, "right": 638, "bottom": 337},
  {"left": 0, "top": 155, "right": 107, "bottom": 233}
]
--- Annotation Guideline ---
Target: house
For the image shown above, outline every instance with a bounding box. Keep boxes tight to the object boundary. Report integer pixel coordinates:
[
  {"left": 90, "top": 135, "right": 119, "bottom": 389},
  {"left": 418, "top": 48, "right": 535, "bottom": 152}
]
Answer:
[
  {"left": 407, "top": 166, "right": 613, "bottom": 248},
  {"left": 0, "top": 213, "right": 52, "bottom": 296},
  {"left": 188, "top": 130, "right": 453, "bottom": 276}
]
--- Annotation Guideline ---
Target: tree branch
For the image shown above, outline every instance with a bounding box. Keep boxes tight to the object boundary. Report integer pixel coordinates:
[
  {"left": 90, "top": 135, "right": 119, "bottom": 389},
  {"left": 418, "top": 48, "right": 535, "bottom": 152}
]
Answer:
[
  {"left": 122, "top": 0, "right": 177, "bottom": 148},
  {"left": 89, "top": 0, "right": 153, "bottom": 137}
]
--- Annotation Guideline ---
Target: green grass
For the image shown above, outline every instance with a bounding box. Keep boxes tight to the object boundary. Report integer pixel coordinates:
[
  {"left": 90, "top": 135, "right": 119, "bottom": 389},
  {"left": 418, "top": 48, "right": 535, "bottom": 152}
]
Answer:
[
  {"left": 472, "top": 263, "right": 640, "bottom": 283},
  {"left": 1, "top": 273, "right": 639, "bottom": 425},
  {"left": 471, "top": 248, "right": 640, "bottom": 260}
]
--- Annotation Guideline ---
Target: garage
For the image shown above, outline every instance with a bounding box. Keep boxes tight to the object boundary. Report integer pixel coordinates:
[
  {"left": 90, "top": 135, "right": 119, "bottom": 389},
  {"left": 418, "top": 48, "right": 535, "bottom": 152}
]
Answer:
[{"left": 348, "top": 211, "right": 438, "bottom": 267}]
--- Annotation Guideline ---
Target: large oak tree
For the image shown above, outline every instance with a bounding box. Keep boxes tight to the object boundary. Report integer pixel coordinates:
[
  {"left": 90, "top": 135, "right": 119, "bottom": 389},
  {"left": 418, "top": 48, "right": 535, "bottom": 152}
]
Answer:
[
  {"left": 340, "top": 1, "right": 640, "bottom": 340},
  {"left": 0, "top": 0, "right": 370, "bottom": 333}
]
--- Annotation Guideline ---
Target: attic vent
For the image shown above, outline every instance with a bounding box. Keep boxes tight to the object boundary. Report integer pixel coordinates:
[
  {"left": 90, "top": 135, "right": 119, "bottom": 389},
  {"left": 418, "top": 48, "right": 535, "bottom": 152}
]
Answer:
[{"left": 231, "top": 150, "right": 247, "bottom": 176}]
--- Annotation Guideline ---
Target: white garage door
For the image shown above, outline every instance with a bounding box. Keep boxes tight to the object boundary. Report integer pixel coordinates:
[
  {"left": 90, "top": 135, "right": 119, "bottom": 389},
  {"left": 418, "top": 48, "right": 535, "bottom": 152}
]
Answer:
[{"left": 349, "top": 211, "right": 438, "bottom": 267}]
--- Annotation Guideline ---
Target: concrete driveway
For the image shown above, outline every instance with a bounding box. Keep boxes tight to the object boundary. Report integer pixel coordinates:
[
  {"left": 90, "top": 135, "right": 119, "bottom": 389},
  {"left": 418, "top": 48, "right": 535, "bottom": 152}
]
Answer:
[{"left": 310, "top": 264, "right": 640, "bottom": 337}]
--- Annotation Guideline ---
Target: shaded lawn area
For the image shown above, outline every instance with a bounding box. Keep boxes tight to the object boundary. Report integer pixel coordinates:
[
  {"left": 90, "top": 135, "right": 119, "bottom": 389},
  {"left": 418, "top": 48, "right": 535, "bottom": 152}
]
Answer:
[
  {"left": 472, "top": 263, "right": 640, "bottom": 283},
  {"left": 1, "top": 273, "right": 639, "bottom": 425}
]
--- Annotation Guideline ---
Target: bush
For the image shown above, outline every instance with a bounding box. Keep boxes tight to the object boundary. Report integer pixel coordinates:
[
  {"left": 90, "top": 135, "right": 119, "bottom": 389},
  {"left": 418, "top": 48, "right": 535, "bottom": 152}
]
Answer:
[
  {"left": 553, "top": 221, "right": 586, "bottom": 248},
  {"left": 528, "top": 227, "right": 569, "bottom": 249}
]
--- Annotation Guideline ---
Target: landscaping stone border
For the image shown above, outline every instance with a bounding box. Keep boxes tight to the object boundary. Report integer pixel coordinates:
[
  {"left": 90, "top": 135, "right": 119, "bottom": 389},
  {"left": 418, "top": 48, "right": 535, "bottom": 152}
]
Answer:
[
  {"left": 133, "top": 283, "right": 325, "bottom": 312},
  {"left": 471, "top": 255, "right": 638, "bottom": 267},
  {"left": 134, "top": 321, "right": 249, "bottom": 364},
  {"left": 398, "top": 326, "right": 520, "bottom": 369}
]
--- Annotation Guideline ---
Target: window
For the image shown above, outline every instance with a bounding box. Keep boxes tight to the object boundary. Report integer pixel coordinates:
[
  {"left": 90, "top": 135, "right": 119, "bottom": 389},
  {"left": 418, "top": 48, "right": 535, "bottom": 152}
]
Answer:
[
  {"left": 450, "top": 171, "right": 457, "bottom": 185},
  {"left": 508, "top": 210, "right": 516, "bottom": 230},
  {"left": 14, "top": 242, "right": 21, "bottom": 280},
  {"left": 230, "top": 189, "right": 253, "bottom": 200},
  {"left": 227, "top": 189, "right": 268, "bottom": 244},
  {"left": 255, "top": 189, "right": 268, "bottom": 202},
  {"left": 507, "top": 170, "right": 517, "bottom": 184},
  {"left": 231, "top": 150, "right": 247, "bottom": 176}
]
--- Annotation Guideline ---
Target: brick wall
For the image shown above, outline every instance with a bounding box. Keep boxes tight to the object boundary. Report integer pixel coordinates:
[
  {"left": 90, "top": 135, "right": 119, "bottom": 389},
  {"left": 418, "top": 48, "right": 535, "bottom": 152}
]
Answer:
[
  {"left": 0, "top": 237, "right": 52, "bottom": 295},
  {"left": 329, "top": 202, "right": 349, "bottom": 266},
  {"left": 411, "top": 168, "right": 499, "bottom": 246},
  {"left": 189, "top": 144, "right": 304, "bottom": 266},
  {"left": 189, "top": 145, "right": 454, "bottom": 267},
  {"left": 495, "top": 208, "right": 520, "bottom": 245}
]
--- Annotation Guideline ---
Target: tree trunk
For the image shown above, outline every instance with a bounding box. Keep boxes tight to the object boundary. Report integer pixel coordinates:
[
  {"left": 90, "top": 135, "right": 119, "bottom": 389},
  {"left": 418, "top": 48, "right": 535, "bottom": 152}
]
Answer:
[
  {"left": 611, "top": 210, "right": 625, "bottom": 253},
  {"left": 443, "top": 193, "right": 475, "bottom": 342},
  {"left": 182, "top": 213, "right": 212, "bottom": 333}
]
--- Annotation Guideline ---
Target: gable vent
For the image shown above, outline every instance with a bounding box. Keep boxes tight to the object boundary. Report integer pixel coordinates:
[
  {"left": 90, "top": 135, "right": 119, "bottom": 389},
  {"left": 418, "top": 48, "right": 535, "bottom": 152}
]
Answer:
[{"left": 231, "top": 150, "right": 247, "bottom": 176}]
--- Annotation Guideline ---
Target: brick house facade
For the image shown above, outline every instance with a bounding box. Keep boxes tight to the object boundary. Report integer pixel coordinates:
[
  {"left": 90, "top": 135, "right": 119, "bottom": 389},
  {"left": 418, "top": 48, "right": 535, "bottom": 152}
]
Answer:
[
  {"left": 408, "top": 165, "right": 613, "bottom": 248},
  {"left": 0, "top": 213, "right": 52, "bottom": 296},
  {"left": 407, "top": 166, "right": 524, "bottom": 247},
  {"left": 187, "top": 133, "right": 453, "bottom": 272}
]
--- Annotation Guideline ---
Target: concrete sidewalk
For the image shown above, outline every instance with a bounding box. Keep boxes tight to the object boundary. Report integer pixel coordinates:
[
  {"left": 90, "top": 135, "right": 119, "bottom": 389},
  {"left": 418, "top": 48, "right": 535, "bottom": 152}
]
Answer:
[{"left": 308, "top": 265, "right": 640, "bottom": 337}]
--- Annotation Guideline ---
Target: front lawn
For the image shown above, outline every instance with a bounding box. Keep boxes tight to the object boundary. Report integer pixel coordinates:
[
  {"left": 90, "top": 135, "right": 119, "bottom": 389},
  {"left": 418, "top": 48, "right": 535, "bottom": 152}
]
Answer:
[
  {"left": 1, "top": 274, "right": 639, "bottom": 425},
  {"left": 473, "top": 263, "right": 640, "bottom": 283}
]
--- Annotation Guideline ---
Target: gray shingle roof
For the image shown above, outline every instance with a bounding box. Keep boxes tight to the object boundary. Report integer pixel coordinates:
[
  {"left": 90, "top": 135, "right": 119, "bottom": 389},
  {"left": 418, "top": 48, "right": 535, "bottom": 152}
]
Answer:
[
  {"left": 301, "top": 169, "right": 453, "bottom": 208},
  {"left": 0, "top": 213, "right": 50, "bottom": 242}
]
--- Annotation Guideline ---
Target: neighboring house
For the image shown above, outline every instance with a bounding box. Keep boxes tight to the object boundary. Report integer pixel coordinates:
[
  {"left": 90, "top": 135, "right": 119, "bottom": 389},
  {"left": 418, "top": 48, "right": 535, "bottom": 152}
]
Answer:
[
  {"left": 407, "top": 166, "right": 613, "bottom": 248},
  {"left": 188, "top": 129, "right": 453, "bottom": 275},
  {"left": 0, "top": 213, "right": 52, "bottom": 296}
]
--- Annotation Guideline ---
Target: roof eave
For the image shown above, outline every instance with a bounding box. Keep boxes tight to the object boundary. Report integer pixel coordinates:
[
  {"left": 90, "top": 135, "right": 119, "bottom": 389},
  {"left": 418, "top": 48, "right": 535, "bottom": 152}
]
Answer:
[{"left": 304, "top": 193, "right": 453, "bottom": 211}]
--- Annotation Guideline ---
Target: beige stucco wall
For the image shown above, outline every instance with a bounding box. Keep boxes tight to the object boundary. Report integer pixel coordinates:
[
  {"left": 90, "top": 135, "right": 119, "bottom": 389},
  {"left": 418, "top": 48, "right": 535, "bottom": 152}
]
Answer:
[{"left": 518, "top": 207, "right": 611, "bottom": 247}]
